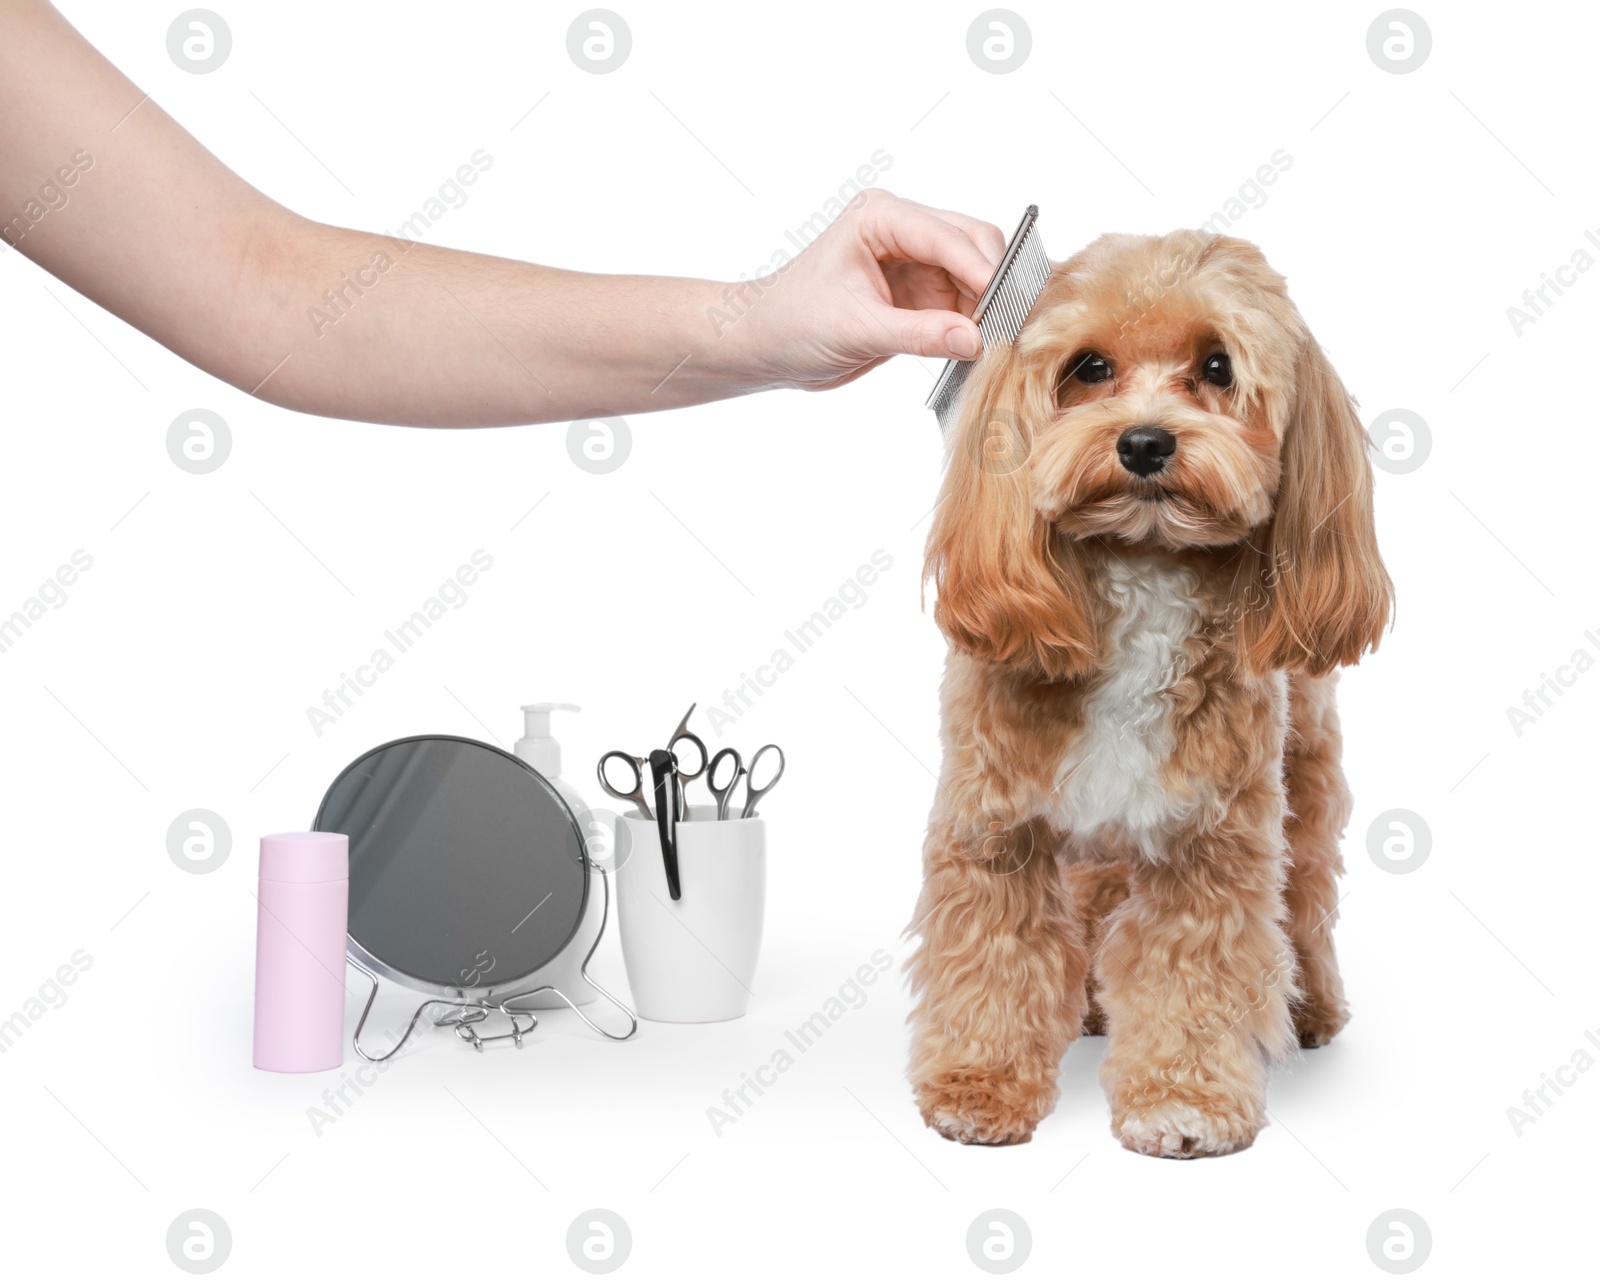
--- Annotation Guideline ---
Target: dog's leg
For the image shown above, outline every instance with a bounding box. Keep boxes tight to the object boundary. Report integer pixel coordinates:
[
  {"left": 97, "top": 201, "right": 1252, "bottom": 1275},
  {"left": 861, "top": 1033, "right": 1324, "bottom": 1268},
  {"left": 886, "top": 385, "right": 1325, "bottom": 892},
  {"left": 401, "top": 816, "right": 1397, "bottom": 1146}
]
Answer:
[
  {"left": 1062, "top": 859, "right": 1131, "bottom": 1035},
  {"left": 1283, "top": 671, "right": 1352, "bottom": 1048},
  {"left": 908, "top": 814, "right": 1088, "bottom": 1146},
  {"left": 1095, "top": 789, "right": 1298, "bottom": 1158}
]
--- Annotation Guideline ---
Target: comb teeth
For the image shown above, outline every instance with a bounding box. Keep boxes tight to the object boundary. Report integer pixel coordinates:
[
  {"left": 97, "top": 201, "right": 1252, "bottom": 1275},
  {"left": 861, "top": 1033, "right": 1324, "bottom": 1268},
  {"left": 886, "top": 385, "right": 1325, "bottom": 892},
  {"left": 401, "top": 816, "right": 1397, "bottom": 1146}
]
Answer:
[{"left": 927, "top": 205, "right": 1050, "bottom": 433}]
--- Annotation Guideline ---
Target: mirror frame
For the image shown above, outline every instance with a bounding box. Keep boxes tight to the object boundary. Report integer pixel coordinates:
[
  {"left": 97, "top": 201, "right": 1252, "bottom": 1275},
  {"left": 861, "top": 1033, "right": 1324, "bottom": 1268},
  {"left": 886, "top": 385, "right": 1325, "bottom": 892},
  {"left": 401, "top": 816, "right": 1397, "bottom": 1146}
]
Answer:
[{"left": 313, "top": 734, "right": 591, "bottom": 1003}]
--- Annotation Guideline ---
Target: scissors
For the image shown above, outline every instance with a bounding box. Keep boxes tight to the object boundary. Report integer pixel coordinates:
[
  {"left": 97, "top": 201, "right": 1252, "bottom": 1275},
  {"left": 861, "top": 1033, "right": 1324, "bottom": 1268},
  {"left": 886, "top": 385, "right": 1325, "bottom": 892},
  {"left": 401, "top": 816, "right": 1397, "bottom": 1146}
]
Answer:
[
  {"left": 595, "top": 704, "right": 710, "bottom": 823},
  {"left": 595, "top": 748, "right": 685, "bottom": 897},
  {"left": 597, "top": 750, "right": 655, "bottom": 820},
  {"left": 664, "top": 704, "right": 708, "bottom": 820},
  {"left": 705, "top": 743, "right": 785, "bottom": 820}
]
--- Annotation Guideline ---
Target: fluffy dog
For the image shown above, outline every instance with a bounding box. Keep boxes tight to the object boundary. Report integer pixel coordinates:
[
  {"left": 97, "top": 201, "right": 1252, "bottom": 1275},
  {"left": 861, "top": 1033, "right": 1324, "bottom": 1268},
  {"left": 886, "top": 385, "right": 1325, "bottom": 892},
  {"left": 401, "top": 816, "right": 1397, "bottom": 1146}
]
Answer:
[{"left": 907, "top": 231, "right": 1391, "bottom": 1157}]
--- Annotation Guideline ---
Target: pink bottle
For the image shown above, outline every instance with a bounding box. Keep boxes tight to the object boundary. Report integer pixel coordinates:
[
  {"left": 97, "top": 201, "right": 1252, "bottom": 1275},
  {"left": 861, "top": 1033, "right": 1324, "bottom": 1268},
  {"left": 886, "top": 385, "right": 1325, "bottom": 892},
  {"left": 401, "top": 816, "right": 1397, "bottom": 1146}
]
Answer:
[{"left": 253, "top": 831, "right": 349, "bottom": 1072}]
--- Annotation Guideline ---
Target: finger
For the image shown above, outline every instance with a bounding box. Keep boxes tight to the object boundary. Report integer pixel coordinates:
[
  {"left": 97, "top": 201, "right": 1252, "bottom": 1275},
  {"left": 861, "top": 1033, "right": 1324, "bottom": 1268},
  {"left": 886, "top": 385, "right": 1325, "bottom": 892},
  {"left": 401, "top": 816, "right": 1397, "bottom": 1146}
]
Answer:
[
  {"left": 901, "top": 201, "right": 1008, "bottom": 264},
  {"left": 863, "top": 303, "right": 982, "bottom": 361},
  {"left": 859, "top": 198, "right": 999, "bottom": 301}
]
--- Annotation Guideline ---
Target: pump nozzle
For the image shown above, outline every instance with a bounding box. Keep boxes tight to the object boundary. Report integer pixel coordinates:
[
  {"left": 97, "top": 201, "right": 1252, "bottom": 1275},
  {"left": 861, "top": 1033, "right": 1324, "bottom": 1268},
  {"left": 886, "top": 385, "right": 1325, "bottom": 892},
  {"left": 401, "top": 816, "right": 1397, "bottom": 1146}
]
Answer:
[{"left": 517, "top": 702, "right": 580, "bottom": 778}]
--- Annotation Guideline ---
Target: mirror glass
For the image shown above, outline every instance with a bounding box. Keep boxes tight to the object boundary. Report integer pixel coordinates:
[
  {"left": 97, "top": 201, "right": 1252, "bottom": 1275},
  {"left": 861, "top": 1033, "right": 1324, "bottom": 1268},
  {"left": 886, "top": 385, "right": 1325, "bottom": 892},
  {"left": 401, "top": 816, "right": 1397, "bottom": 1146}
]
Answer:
[{"left": 314, "top": 736, "right": 589, "bottom": 998}]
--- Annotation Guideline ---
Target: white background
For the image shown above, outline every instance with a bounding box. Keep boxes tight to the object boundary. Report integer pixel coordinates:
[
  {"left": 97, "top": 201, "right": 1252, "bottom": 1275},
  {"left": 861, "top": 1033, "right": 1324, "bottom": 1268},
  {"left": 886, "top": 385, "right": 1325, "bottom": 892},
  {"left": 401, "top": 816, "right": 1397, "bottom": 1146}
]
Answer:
[{"left": 2, "top": 0, "right": 1596, "bottom": 1278}]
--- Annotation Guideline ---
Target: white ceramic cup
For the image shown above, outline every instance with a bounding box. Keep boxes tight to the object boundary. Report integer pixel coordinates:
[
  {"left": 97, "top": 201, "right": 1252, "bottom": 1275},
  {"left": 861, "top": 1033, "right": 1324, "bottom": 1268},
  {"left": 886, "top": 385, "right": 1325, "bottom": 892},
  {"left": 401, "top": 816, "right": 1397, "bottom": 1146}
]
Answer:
[{"left": 615, "top": 805, "right": 765, "bottom": 1022}]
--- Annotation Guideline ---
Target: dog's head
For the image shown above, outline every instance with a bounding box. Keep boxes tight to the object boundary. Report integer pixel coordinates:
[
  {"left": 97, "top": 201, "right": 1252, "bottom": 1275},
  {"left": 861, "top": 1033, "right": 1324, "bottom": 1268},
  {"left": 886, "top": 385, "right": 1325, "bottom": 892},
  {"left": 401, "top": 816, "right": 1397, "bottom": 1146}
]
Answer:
[{"left": 925, "top": 230, "right": 1392, "bottom": 679}]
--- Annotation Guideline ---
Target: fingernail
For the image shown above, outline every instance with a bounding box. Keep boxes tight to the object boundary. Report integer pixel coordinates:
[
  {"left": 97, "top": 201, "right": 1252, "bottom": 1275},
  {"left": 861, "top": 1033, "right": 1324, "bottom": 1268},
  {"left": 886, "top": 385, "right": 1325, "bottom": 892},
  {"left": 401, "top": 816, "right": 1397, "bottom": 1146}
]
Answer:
[{"left": 946, "top": 326, "right": 979, "bottom": 359}]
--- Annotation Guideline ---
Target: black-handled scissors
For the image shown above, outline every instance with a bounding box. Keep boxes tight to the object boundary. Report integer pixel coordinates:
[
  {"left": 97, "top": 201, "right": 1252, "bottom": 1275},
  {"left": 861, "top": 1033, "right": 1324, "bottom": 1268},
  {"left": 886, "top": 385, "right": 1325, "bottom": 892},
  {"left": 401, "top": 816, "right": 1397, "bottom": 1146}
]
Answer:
[
  {"left": 594, "top": 749, "right": 686, "bottom": 899},
  {"left": 706, "top": 743, "right": 785, "bottom": 819},
  {"left": 595, "top": 704, "right": 709, "bottom": 823},
  {"left": 594, "top": 705, "right": 716, "bottom": 899}
]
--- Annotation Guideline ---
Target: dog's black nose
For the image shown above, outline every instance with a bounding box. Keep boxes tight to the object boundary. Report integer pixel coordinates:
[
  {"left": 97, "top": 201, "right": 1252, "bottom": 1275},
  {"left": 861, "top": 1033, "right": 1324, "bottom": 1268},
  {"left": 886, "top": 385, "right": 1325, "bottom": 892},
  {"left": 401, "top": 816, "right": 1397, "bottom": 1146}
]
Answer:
[{"left": 1116, "top": 425, "right": 1176, "bottom": 476}]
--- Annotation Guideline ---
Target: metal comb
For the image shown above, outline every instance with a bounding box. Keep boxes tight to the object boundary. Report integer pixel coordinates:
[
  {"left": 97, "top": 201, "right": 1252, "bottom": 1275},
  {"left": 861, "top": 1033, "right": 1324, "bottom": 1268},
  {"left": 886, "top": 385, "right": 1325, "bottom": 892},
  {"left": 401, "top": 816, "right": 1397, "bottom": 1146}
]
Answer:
[{"left": 926, "top": 204, "right": 1051, "bottom": 433}]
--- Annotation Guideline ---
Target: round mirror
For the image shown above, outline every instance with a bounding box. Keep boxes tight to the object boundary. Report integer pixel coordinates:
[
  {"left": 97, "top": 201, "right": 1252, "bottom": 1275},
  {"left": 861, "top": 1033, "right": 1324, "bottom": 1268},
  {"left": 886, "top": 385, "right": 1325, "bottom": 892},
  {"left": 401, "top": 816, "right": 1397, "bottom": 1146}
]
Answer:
[{"left": 313, "top": 735, "right": 589, "bottom": 1001}]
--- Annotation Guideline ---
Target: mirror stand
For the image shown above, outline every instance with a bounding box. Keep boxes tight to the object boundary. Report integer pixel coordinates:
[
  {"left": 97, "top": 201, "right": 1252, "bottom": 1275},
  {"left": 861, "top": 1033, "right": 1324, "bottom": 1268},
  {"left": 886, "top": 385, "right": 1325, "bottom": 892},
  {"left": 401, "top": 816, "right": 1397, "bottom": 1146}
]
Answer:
[{"left": 349, "top": 863, "right": 638, "bottom": 1062}]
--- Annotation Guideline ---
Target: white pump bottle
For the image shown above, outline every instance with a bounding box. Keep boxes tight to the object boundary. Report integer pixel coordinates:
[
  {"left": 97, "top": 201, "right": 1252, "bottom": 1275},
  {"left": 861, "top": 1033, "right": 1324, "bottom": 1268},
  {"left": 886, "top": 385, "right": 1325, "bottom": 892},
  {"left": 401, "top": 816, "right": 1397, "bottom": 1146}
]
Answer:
[{"left": 512, "top": 702, "right": 602, "bottom": 1007}]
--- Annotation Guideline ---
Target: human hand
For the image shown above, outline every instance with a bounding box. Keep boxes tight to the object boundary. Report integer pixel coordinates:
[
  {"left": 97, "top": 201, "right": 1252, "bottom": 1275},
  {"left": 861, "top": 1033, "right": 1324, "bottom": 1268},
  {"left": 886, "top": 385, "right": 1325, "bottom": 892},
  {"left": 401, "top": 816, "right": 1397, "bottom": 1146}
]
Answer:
[{"left": 732, "top": 189, "right": 1007, "bottom": 392}]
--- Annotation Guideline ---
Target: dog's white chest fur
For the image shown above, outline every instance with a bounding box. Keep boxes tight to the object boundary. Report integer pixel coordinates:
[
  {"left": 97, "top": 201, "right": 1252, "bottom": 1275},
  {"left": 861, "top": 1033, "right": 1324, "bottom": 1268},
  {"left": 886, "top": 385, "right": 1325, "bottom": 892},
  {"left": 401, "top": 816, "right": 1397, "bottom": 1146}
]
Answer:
[{"left": 1051, "top": 553, "right": 1203, "bottom": 841}]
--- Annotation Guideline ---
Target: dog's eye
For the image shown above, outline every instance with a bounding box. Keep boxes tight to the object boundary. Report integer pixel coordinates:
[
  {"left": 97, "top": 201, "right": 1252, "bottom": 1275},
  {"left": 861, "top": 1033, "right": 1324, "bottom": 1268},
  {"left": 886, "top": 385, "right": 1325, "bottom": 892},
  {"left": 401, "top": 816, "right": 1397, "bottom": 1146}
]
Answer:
[
  {"left": 1065, "top": 352, "right": 1112, "bottom": 385},
  {"left": 1202, "top": 353, "right": 1233, "bottom": 388}
]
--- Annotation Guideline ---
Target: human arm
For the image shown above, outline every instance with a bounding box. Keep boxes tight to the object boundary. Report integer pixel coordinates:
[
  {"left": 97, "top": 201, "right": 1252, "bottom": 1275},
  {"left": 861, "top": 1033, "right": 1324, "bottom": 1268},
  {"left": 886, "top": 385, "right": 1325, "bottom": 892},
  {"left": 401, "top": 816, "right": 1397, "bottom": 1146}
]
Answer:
[{"left": 1, "top": 0, "right": 1004, "bottom": 426}]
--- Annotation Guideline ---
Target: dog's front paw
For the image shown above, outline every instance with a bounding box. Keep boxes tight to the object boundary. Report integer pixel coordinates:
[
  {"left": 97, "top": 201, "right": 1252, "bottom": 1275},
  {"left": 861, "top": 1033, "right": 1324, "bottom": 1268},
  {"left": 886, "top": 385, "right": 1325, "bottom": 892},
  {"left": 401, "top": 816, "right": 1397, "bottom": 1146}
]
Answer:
[
  {"left": 916, "top": 1069, "right": 1055, "bottom": 1146},
  {"left": 1112, "top": 1091, "right": 1262, "bottom": 1159}
]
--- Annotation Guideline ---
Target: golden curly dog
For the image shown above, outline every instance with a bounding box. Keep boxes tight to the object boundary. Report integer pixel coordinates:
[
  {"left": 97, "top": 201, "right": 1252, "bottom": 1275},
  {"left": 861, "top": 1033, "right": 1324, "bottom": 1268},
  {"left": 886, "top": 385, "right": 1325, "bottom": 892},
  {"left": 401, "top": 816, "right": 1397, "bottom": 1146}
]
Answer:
[{"left": 907, "top": 230, "right": 1392, "bottom": 1157}]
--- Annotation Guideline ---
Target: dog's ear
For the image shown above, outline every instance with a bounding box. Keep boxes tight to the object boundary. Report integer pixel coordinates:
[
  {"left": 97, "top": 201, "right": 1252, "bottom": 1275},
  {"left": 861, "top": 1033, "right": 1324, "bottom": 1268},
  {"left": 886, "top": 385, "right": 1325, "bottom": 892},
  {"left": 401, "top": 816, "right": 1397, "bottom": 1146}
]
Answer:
[
  {"left": 924, "top": 346, "right": 1098, "bottom": 678},
  {"left": 1235, "top": 336, "right": 1392, "bottom": 675}
]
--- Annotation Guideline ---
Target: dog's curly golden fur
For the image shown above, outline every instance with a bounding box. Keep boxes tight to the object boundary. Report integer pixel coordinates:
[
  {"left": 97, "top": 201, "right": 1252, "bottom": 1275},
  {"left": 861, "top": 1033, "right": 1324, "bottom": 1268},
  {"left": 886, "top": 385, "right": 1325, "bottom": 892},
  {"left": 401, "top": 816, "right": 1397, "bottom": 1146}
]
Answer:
[{"left": 907, "top": 231, "right": 1392, "bottom": 1156}]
